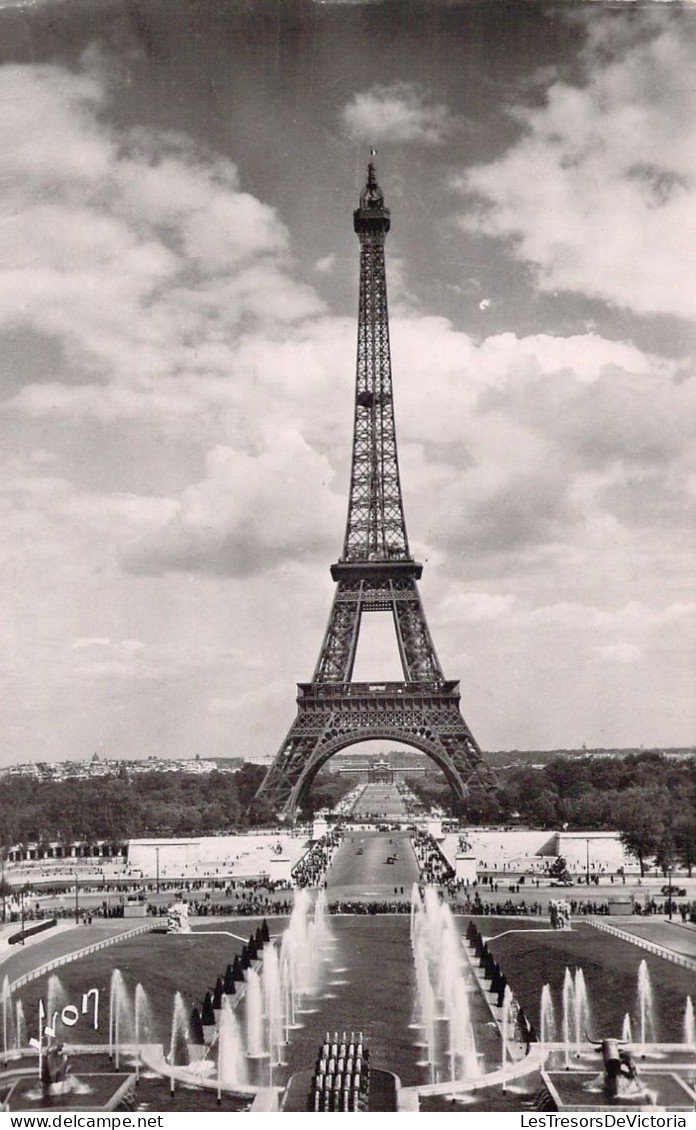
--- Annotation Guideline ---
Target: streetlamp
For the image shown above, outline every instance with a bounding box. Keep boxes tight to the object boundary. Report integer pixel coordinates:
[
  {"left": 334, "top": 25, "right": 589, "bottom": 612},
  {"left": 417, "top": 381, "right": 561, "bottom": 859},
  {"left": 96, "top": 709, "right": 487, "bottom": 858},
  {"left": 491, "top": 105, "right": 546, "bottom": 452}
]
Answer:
[
  {"left": 586, "top": 837, "right": 591, "bottom": 886},
  {"left": 20, "top": 888, "right": 25, "bottom": 945},
  {"left": 155, "top": 847, "right": 160, "bottom": 895},
  {"left": 667, "top": 862, "right": 673, "bottom": 922},
  {"left": 1, "top": 848, "right": 5, "bottom": 925},
  {"left": 73, "top": 872, "right": 80, "bottom": 925}
]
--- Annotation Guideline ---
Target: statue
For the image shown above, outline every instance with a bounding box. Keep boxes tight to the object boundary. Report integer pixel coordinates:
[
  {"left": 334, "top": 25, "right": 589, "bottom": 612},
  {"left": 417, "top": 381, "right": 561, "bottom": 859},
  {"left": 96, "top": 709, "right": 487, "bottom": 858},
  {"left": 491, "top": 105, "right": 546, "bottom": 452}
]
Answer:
[
  {"left": 585, "top": 1035, "right": 654, "bottom": 1103},
  {"left": 167, "top": 899, "right": 191, "bottom": 934},
  {"left": 41, "top": 1040, "right": 84, "bottom": 1098},
  {"left": 549, "top": 899, "right": 571, "bottom": 930},
  {"left": 457, "top": 834, "right": 472, "bottom": 855}
]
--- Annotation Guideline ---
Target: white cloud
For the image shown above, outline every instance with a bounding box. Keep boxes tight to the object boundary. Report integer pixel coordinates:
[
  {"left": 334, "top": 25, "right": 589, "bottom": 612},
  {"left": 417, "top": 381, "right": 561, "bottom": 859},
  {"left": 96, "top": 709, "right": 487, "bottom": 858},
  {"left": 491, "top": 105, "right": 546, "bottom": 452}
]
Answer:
[
  {"left": 343, "top": 83, "right": 452, "bottom": 145},
  {"left": 455, "top": 12, "right": 696, "bottom": 320},
  {"left": 123, "top": 431, "right": 345, "bottom": 577},
  {"left": 439, "top": 591, "right": 517, "bottom": 623},
  {"left": 0, "top": 58, "right": 320, "bottom": 410},
  {"left": 0, "top": 46, "right": 693, "bottom": 760}
]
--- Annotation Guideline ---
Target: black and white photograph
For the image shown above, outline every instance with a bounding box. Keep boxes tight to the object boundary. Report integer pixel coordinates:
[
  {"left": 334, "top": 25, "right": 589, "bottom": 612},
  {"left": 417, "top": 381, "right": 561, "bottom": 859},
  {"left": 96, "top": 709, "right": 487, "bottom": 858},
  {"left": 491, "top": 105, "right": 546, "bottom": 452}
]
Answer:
[{"left": 0, "top": 0, "right": 694, "bottom": 1117}]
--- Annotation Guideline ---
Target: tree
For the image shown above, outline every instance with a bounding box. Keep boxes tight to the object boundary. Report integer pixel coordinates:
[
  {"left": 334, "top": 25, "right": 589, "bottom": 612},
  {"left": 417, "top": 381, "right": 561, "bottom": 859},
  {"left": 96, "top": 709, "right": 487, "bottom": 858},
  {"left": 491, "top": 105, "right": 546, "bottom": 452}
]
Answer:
[
  {"left": 247, "top": 795, "right": 276, "bottom": 827},
  {"left": 615, "top": 788, "right": 667, "bottom": 877},
  {"left": 654, "top": 826, "right": 676, "bottom": 877},
  {"left": 530, "top": 792, "right": 557, "bottom": 828},
  {"left": 549, "top": 856, "right": 572, "bottom": 883},
  {"left": 674, "top": 815, "right": 696, "bottom": 877}
]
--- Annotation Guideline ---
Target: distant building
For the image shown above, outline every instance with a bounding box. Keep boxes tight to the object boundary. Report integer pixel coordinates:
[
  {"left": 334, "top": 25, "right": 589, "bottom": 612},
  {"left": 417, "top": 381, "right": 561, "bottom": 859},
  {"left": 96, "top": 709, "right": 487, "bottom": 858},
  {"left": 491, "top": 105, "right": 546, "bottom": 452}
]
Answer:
[
  {"left": 333, "top": 750, "right": 426, "bottom": 781},
  {"left": 7, "top": 840, "right": 126, "bottom": 862},
  {"left": 368, "top": 758, "right": 394, "bottom": 783},
  {"left": 0, "top": 756, "right": 243, "bottom": 782}
]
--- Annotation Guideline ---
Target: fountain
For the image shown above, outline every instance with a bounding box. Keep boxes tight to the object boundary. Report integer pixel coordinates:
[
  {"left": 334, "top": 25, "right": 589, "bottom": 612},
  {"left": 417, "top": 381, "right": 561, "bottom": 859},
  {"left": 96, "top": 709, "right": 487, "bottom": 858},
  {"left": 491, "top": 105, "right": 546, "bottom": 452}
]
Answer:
[
  {"left": 637, "top": 960, "right": 655, "bottom": 1046},
  {"left": 279, "top": 889, "right": 332, "bottom": 1023},
  {"left": 46, "top": 974, "right": 68, "bottom": 1038},
  {"left": 500, "top": 984, "right": 513, "bottom": 1088},
  {"left": 540, "top": 984, "right": 556, "bottom": 1049},
  {"left": 137, "top": 891, "right": 333, "bottom": 1099},
  {"left": 2, "top": 975, "right": 10, "bottom": 1062},
  {"left": 134, "top": 983, "right": 155, "bottom": 1075},
  {"left": 16, "top": 1001, "right": 26, "bottom": 1051},
  {"left": 683, "top": 997, "right": 694, "bottom": 1047},
  {"left": 410, "top": 885, "right": 480, "bottom": 1083},
  {"left": 538, "top": 957, "right": 695, "bottom": 1113},
  {"left": 217, "top": 1000, "right": 247, "bottom": 1087},
  {"left": 245, "top": 969, "right": 265, "bottom": 1059},
  {"left": 261, "top": 942, "right": 284, "bottom": 1067},
  {"left": 540, "top": 1036, "right": 661, "bottom": 1108},
  {"left": 412, "top": 932, "right": 436, "bottom": 1076},
  {"left": 562, "top": 968, "right": 575, "bottom": 1067},
  {"left": 573, "top": 968, "right": 591, "bottom": 1050},
  {"left": 108, "top": 970, "right": 132, "bottom": 1070},
  {"left": 168, "top": 991, "right": 190, "bottom": 1070}
]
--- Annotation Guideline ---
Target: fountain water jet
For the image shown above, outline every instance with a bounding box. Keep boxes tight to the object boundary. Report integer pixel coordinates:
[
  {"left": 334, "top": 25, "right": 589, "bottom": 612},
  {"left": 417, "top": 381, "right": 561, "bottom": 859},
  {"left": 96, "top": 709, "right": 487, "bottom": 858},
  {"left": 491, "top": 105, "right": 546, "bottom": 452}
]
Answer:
[
  {"left": 16, "top": 1001, "right": 26, "bottom": 1051},
  {"left": 46, "top": 974, "right": 68, "bottom": 1037},
  {"left": 245, "top": 969, "right": 264, "bottom": 1059},
  {"left": 108, "top": 970, "right": 134, "bottom": 1070},
  {"left": 168, "top": 991, "right": 190, "bottom": 1068},
  {"left": 637, "top": 960, "right": 655, "bottom": 1046},
  {"left": 1, "top": 975, "right": 10, "bottom": 1061},
  {"left": 683, "top": 997, "right": 694, "bottom": 1047},
  {"left": 279, "top": 889, "right": 332, "bottom": 1025},
  {"left": 450, "top": 980, "right": 479, "bottom": 1080},
  {"left": 412, "top": 929, "right": 436, "bottom": 1078},
  {"left": 262, "top": 944, "right": 284, "bottom": 1067},
  {"left": 562, "top": 968, "right": 575, "bottom": 1068},
  {"left": 410, "top": 885, "right": 480, "bottom": 1083},
  {"left": 573, "top": 968, "right": 591, "bottom": 1050},
  {"left": 134, "top": 983, "right": 155, "bottom": 1076},
  {"left": 540, "top": 984, "right": 556, "bottom": 1050},
  {"left": 218, "top": 1000, "right": 247, "bottom": 1087},
  {"left": 622, "top": 1013, "right": 633, "bottom": 1042},
  {"left": 500, "top": 984, "right": 514, "bottom": 1089}
]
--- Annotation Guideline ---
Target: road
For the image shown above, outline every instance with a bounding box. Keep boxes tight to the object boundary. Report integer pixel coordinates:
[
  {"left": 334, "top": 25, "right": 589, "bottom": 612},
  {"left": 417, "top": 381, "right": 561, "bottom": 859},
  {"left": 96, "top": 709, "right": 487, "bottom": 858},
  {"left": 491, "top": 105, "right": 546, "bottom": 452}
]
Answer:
[{"left": 327, "top": 830, "right": 419, "bottom": 901}]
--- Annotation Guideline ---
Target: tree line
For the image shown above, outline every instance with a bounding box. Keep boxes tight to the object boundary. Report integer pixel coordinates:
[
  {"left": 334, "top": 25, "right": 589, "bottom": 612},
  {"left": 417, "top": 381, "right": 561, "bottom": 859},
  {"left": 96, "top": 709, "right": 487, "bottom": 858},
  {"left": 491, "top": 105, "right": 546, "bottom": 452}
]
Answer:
[{"left": 0, "top": 762, "right": 352, "bottom": 849}]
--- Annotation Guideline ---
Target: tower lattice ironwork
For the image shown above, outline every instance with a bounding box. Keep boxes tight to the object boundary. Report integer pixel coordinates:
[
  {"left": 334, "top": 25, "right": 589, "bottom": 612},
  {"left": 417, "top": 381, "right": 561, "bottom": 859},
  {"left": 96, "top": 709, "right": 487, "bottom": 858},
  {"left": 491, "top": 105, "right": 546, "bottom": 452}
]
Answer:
[{"left": 256, "top": 163, "right": 495, "bottom": 819}]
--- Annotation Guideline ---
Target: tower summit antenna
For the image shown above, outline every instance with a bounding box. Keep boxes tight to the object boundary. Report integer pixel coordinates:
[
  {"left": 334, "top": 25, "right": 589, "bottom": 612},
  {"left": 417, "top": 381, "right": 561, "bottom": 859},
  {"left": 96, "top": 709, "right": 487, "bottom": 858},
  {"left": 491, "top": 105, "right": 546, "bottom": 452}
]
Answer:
[{"left": 255, "top": 165, "right": 495, "bottom": 820}]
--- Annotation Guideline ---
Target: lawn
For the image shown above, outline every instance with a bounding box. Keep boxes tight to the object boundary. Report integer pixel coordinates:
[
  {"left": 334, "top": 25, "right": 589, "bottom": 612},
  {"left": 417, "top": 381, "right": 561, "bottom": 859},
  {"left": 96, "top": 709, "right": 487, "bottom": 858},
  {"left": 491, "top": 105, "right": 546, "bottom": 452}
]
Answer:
[{"left": 474, "top": 918, "right": 693, "bottom": 1043}]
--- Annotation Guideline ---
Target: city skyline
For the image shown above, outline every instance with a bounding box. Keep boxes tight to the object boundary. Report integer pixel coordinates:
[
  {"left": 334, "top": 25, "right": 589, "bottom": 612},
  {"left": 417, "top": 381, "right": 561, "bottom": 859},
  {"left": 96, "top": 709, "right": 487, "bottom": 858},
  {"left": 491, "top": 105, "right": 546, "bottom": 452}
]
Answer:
[{"left": 0, "top": 0, "right": 694, "bottom": 765}]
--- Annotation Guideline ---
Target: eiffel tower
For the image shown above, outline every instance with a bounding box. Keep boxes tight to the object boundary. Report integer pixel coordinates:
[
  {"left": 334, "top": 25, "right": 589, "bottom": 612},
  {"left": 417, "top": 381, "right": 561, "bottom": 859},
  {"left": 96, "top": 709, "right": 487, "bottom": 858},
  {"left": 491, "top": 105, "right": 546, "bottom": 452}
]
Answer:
[{"left": 256, "top": 162, "right": 495, "bottom": 820}]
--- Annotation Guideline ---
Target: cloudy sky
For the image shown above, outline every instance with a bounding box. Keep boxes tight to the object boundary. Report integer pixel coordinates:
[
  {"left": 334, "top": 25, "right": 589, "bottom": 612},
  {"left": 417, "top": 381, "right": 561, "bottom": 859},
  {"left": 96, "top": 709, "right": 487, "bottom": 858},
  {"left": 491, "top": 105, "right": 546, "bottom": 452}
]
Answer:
[{"left": 0, "top": 0, "right": 694, "bottom": 766}]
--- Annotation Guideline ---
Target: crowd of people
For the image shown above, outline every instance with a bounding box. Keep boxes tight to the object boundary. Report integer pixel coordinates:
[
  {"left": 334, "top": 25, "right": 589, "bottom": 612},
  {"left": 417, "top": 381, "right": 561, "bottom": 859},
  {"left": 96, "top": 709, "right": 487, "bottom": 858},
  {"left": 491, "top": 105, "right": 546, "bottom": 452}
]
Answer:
[
  {"left": 147, "top": 894, "right": 295, "bottom": 918},
  {"left": 8, "top": 891, "right": 696, "bottom": 925},
  {"left": 327, "top": 900, "right": 412, "bottom": 915},
  {"left": 5, "top": 881, "right": 696, "bottom": 926},
  {"left": 292, "top": 829, "right": 343, "bottom": 888},
  {"left": 411, "top": 830, "right": 455, "bottom": 885}
]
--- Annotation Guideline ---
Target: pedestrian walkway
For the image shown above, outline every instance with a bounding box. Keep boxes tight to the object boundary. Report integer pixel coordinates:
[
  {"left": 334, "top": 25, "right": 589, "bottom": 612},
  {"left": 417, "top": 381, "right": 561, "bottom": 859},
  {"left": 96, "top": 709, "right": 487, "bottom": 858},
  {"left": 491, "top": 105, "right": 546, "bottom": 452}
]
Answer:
[
  {"left": 0, "top": 920, "right": 74, "bottom": 963},
  {"left": 589, "top": 917, "right": 696, "bottom": 972},
  {"left": 0, "top": 920, "right": 145, "bottom": 984},
  {"left": 606, "top": 918, "right": 696, "bottom": 959}
]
